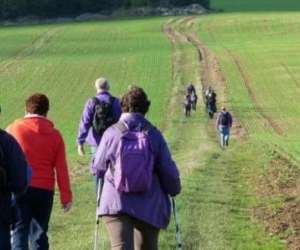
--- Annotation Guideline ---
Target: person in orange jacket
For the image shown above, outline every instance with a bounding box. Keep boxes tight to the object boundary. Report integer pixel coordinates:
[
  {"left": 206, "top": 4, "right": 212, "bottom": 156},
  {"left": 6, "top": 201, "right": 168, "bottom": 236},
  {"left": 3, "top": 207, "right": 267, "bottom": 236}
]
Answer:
[{"left": 7, "top": 93, "right": 72, "bottom": 250}]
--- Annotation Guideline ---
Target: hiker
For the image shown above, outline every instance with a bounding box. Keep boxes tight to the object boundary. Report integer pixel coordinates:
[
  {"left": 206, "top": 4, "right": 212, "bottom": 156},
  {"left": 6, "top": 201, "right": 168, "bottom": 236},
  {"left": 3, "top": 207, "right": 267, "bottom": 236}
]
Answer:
[
  {"left": 0, "top": 105, "right": 28, "bottom": 250},
  {"left": 184, "top": 93, "right": 192, "bottom": 117},
  {"left": 6, "top": 94, "right": 72, "bottom": 250},
  {"left": 216, "top": 107, "right": 233, "bottom": 148},
  {"left": 205, "top": 87, "right": 217, "bottom": 118},
  {"left": 92, "top": 86, "right": 181, "bottom": 250},
  {"left": 204, "top": 86, "right": 212, "bottom": 96},
  {"left": 77, "top": 77, "right": 121, "bottom": 157},
  {"left": 191, "top": 92, "right": 198, "bottom": 111},
  {"left": 186, "top": 82, "right": 196, "bottom": 96}
]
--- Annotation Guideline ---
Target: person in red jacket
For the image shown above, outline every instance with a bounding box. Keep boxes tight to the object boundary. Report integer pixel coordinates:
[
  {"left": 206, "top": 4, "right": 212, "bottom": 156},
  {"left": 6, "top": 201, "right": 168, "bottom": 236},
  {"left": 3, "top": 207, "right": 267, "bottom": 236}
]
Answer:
[{"left": 6, "top": 93, "right": 72, "bottom": 250}]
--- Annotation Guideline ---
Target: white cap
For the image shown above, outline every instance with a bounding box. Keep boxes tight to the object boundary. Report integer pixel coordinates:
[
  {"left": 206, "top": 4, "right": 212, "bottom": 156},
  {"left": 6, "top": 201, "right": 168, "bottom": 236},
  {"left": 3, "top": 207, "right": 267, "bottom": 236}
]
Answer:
[{"left": 95, "top": 78, "right": 109, "bottom": 92}]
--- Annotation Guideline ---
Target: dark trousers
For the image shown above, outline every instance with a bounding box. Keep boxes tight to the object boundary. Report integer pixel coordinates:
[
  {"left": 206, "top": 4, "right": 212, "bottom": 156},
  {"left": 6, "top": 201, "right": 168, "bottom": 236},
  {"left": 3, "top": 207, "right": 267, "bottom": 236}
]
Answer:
[
  {"left": 0, "top": 221, "right": 11, "bottom": 250},
  {"left": 103, "top": 214, "right": 159, "bottom": 250},
  {"left": 12, "top": 187, "right": 54, "bottom": 250}
]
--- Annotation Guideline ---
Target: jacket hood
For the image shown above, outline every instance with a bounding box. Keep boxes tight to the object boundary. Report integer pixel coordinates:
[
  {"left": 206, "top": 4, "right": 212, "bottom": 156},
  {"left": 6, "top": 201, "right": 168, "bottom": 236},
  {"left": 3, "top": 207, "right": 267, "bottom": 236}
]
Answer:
[
  {"left": 18, "top": 117, "right": 55, "bottom": 134},
  {"left": 119, "top": 113, "right": 148, "bottom": 130}
]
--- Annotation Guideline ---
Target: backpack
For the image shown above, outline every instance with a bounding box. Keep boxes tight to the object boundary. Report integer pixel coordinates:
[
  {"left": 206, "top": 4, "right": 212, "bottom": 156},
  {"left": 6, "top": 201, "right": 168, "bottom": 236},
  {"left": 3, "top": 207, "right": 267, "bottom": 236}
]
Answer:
[
  {"left": 112, "top": 122, "right": 155, "bottom": 193},
  {"left": 92, "top": 96, "right": 115, "bottom": 135},
  {"left": 220, "top": 112, "right": 230, "bottom": 126}
]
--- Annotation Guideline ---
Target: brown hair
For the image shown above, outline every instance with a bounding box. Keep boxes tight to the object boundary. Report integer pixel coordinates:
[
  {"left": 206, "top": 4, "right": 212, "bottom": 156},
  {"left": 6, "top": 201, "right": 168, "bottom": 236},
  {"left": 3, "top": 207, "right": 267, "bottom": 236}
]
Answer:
[
  {"left": 121, "top": 86, "right": 151, "bottom": 115},
  {"left": 25, "top": 93, "right": 49, "bottom": 116}
]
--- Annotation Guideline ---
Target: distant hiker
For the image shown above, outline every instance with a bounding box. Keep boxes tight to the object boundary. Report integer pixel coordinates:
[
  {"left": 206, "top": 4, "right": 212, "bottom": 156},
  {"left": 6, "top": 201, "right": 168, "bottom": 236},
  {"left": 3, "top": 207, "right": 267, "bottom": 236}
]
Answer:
[
  {"left": 184, "top": 94, "right": 192, "bottom": 117},
  {"left": 7, "top": 94, "right": 73, "bottom": 250},
  {"left": 92, "top": 86, "right": 181, "bottom": 250},
  {"left": 216, "top": 107, "right": 233, "bottom": 148},
  {"left": 204, "top": 86, "right": 212, "bottom": 100},
  {"left": 186, "top": 82, "right": 196, "bottom": 95},
  {"left": 77, "top": 77, "right": 121, "bottom": 157},
  {"left": 205, "top": 87, "right": 217, "bottom": 118},
  {"left": 0, "top": 106, "right": 28, "bottom": 250},
  {"left": 191, "top": 92, "right": 198, "bottom": 111}
]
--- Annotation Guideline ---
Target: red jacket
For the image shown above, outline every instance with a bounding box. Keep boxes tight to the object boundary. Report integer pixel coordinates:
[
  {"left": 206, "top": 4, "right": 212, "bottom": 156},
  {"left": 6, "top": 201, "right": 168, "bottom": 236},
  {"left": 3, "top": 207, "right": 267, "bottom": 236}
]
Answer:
[{"left": 7, "top": 116, "right": 72, "bottom": 205}]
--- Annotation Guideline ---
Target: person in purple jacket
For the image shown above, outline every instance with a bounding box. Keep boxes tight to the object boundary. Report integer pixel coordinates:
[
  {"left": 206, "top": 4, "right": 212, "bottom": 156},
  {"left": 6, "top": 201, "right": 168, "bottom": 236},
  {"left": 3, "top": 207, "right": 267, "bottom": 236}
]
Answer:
[
  {"left": 92, "top": 86, "right": 181, "bottom": 250},
  {"left": 77, "top": 77, "right": 122, "bottom": 156}
]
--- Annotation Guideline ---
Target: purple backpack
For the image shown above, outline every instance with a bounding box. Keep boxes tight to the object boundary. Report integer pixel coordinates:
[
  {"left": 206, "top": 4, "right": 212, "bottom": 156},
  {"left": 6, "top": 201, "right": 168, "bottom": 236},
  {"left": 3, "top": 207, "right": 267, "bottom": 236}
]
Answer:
[{"left": 113, "top": 122, "right": 154, "bottom": 193}]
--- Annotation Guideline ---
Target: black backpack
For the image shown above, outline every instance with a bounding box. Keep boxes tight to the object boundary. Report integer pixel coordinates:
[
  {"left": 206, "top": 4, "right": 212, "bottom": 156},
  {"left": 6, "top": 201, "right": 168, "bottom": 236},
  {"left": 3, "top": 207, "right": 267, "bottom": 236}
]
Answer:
[
  {"left": 220, "top": 112, "right": 230, "bottom": 126},
  {"left": 92, "top": 96, "right": 116, "bottom": 135}
]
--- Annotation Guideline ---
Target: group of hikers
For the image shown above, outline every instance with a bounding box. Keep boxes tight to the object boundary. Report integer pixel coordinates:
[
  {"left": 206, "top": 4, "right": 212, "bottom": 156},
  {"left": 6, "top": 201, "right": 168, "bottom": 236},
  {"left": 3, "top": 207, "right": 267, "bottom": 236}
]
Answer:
[
  {"left": 0, "top": 77, "right": 233, "bottom": 250},
  {"left": 184, "top": 82, "right": 233, "bottom": 148},
  {"left": 0, "top": 78, "right": 181, "bottom": 250}
]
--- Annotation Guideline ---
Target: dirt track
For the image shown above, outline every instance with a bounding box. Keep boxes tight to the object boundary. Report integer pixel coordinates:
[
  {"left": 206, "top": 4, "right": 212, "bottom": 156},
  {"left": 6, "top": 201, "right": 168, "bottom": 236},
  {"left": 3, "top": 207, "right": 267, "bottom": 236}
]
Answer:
[
  {"left": 164, "top": 17, "right": 247, "bottom": 140},
  {"left": 164, "top": 16, "right": 300, "bottom": 250}
]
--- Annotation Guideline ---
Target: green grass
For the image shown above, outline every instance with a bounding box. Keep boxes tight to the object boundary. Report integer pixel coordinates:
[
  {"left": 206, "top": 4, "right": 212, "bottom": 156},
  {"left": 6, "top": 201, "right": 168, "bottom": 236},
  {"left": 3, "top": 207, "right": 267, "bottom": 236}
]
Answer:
[
  {"left": 0, "top": 18, "right": 172, "bottom": 159},
  {"left": 194, "top": 10, "right": 300, "bottom": 163},
  {"left": 0, "top": 18, "right": 174, "bottom": 249},
  {"left": 2, "top": 1, "right": 300, "bottom": 249}
]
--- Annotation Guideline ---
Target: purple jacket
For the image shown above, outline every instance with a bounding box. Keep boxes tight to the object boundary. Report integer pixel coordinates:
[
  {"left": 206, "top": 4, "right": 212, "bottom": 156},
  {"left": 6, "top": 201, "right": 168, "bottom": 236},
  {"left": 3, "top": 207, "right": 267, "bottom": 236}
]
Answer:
[
  {"left": 92, "top": 113, "right": 181, "bottom": 229},
  {"left": 77, "top": 92, "right": 121, "bottom": 147}
]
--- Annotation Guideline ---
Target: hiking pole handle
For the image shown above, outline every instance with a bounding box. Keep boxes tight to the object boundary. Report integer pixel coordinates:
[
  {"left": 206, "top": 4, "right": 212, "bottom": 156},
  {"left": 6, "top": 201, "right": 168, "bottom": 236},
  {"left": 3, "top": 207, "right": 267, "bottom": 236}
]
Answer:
[{"left": 172, "top": 197, "right": 183, "bottom": 250}]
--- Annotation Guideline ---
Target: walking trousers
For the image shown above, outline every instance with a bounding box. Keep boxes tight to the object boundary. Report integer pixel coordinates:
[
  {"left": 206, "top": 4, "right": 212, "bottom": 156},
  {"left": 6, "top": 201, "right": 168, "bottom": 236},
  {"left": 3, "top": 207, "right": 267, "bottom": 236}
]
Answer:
[
  {"left": 12, "top": 187, "right": 54, "bottom": 250},
  {"left": 102, "top": 214, "right": 160, "bottom": 250},
  {"left": 0, "top": 221, "right": 11, "bottom": 250}
]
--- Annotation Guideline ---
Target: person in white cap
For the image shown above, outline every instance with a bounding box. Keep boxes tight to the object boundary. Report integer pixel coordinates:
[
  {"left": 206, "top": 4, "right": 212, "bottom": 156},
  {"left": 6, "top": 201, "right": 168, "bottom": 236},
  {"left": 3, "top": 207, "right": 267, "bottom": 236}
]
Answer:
[{"left": 77, "top": 77, "right": 121, "bottom": 157}]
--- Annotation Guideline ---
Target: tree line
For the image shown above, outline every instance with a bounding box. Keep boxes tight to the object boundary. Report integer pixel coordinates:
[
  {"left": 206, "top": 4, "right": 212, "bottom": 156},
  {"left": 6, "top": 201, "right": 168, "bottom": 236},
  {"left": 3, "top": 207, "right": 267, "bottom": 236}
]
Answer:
[{"left": 0, "top": 0, "right": 210, "bottom": 20}]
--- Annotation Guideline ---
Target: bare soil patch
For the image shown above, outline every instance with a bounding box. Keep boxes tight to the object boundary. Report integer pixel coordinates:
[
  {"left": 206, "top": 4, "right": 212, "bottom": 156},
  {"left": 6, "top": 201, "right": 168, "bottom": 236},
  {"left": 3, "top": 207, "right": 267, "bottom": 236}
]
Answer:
[
  {"left": 254, "top": 153, "right": 300, "bottom": 250},
  {"left": 178, "top": 17, "right": 247, "bottom": 140}
]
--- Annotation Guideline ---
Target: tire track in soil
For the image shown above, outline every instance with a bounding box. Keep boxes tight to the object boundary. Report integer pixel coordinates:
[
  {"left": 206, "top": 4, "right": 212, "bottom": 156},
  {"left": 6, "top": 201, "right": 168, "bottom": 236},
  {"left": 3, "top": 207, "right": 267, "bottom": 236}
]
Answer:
[
  {"left": 224, "top": 49, "right": 284, "bottom": 136},
  {"left": 0, "top": 28, "right": 62, "bottom": 75},
  {"left": 178, "top": 17, "right": 247, "bottom": 140},
  {"left": 161, "top": 18, "right": 191, "bottom": 133},
  {"left": 281, "top": 62, "right": 300, "bottom": 89},
  {"left": 163, "top": 18, "right": 232, "bottom": 249},
  {"left": 166, "top": 16, "right": 300, "bottom": 250}
]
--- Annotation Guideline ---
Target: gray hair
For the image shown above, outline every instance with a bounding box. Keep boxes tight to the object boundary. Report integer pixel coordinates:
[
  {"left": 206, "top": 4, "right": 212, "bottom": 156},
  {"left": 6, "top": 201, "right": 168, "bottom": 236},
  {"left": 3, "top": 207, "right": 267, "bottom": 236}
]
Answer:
[{"left": 95, "top": 78, "right": 110, "bottom": 92}]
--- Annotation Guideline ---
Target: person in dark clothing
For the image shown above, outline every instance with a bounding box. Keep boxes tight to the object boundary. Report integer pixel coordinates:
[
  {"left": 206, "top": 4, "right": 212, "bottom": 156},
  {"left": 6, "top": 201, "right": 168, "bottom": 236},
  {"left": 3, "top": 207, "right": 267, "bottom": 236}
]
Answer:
[
  {"left": 0, "top": 105, "right": 28, "bottom": 250},
  {"left": 205, "top": 87, "right": 217, "bottom": 118},
  {"left": 186, "top": 82, "right": 196, "bottom": 96},
  {"left": 216, "top": 107, "right": 233, "bottom": 148},
  {"left": 191, "top": 92, "right": 198, "bottom": 111},
  {"left": 184, "top": 94, "right": 192, "bottom": 117}
]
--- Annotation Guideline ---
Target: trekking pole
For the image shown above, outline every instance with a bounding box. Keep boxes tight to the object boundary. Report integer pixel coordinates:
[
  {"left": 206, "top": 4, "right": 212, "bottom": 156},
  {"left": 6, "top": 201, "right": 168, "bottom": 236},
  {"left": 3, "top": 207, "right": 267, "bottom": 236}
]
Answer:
[
  {"left": 171, "top": 197, "right": 183, "bottom": 250},
  {"left": 94, "top": 178, "right": 103, "bottom": 250}
]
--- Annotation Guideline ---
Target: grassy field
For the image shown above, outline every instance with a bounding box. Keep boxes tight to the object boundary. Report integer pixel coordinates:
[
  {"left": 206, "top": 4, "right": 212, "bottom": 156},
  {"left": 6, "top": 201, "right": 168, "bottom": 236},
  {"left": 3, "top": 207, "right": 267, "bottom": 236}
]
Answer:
[
  {"left": 1, "top": 0, "right": 300, "bottom": 249},
  {"left": 198, "top": 3, "right": 300, "bottom": 163},
  {"left": 0, "top": 18, "right": 172, "bottom": 158},
  {"left": 0, "top": 18, "right": 174, "bottom": 249}
]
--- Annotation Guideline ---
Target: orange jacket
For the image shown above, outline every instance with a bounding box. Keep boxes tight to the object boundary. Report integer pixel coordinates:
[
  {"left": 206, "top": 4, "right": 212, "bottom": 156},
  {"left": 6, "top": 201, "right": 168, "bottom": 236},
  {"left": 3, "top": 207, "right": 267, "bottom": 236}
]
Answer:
[{"left": 7, "top": 116, "right": 72, "bottom": 205}]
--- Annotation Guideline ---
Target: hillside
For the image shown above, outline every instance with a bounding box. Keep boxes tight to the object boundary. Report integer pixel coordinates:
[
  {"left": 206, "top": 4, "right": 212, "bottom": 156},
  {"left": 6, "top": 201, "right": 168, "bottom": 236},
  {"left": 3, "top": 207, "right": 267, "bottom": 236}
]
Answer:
[{"left": 1, "top": 0, "right": 300, "bottom": 249}]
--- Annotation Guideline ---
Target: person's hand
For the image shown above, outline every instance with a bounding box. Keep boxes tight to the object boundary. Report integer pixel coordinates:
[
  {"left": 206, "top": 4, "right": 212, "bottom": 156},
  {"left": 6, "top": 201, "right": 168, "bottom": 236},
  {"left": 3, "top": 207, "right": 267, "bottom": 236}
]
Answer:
[
  {"left": 77, "top": 144, "right": 85, "bottom": 156},
  {"left": 62, "top": 202, "right": 72, "bottom": 213}
]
